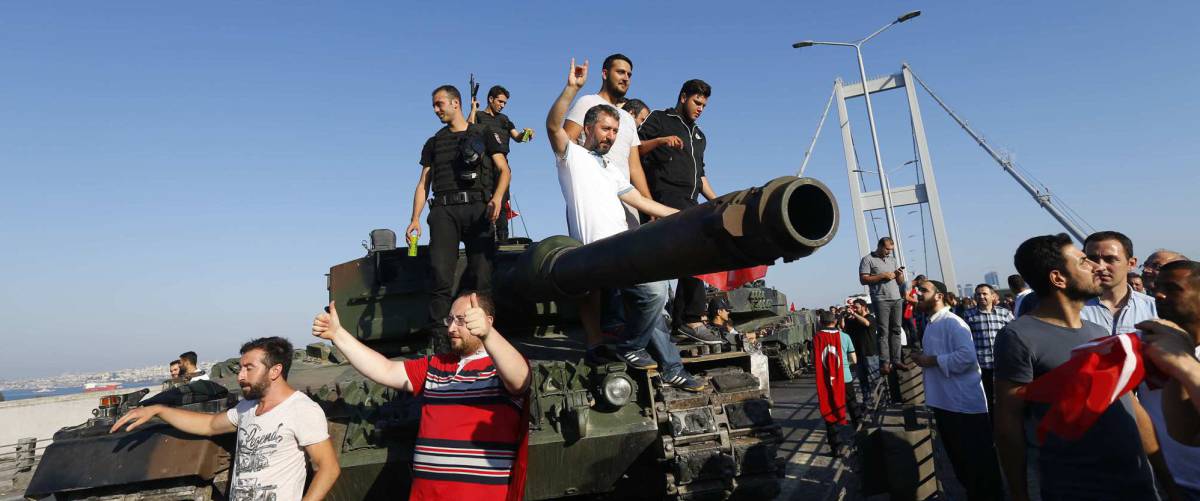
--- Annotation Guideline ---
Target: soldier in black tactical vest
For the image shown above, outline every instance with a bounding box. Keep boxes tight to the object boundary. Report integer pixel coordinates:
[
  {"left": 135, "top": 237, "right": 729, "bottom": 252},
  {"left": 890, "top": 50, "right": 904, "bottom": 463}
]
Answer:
[{"left": 407, "top": 85, "right": 511, "bottom": 338}]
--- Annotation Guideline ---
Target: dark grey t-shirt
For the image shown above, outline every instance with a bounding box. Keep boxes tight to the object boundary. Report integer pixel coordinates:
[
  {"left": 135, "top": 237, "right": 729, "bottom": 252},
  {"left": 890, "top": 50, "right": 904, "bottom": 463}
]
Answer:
[
  {"left": 858, "top": 252, "right": 901, "bottom": 301},
  {"left": 994, "top": 316, "right": 1156, "bottom": 499}
]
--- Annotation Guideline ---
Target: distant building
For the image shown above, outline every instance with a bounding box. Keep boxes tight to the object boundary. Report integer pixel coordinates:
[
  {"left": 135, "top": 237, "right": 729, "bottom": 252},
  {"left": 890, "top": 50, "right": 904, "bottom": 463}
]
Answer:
[{"left": 985, "top": 271, "right": 1000, "bottom": 288}]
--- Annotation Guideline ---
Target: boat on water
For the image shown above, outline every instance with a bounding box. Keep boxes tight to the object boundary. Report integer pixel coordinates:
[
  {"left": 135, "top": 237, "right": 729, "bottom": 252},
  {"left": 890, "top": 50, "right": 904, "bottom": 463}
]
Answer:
[
  {"left": 83, "top": 382, "right": 121, "bottom": 392},
  {"left": 34, "top": 388, "right": 53, "bottom": 393}
]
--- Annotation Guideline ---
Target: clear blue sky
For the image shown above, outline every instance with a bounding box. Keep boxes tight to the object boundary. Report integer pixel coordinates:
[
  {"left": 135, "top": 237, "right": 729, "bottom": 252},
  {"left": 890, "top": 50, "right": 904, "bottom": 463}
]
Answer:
[{"left": 3, "top": 2, "right": 1198, "bottom": 380}]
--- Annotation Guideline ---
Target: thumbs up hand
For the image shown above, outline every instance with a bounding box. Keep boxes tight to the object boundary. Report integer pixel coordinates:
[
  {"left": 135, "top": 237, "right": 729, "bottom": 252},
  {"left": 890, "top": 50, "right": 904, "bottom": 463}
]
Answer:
[
  {"left": 313, "top": 301, "right": 348, "bottom": 341},
  {"left": 463, "top": 293, "right": 491, "bottom": 340}
]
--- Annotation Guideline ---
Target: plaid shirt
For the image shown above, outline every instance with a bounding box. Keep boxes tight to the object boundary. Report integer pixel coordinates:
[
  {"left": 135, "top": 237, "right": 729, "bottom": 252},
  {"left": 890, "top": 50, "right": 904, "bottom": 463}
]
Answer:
[{"left": 963, "top": 306, "right": 1013, "bottom": 369}]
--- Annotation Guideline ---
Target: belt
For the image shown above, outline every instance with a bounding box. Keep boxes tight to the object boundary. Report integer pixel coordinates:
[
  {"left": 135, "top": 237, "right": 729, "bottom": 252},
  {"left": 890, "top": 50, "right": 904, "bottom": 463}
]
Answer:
[{"left": 430, "top": 191, "right": 486, "bottom": 207}]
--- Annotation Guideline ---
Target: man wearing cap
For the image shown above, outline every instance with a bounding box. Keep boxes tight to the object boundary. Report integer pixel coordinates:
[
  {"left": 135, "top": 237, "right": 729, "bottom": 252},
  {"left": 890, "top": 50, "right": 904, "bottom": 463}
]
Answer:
[{"left": 707, "top": 296, "right": 737, "bottom": 342}]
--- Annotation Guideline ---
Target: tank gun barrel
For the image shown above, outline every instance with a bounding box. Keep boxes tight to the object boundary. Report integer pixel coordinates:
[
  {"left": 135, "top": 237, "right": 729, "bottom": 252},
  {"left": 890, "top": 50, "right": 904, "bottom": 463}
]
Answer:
[{"left": 504, "top": 176, "right": 838, "bottom": 300}]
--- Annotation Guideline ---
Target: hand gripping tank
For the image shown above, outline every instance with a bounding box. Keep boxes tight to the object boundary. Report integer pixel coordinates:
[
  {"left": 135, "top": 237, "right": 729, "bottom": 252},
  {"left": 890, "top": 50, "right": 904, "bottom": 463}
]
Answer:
[{"left": 26, "top": 176, "right": 838, "bottom": 501}]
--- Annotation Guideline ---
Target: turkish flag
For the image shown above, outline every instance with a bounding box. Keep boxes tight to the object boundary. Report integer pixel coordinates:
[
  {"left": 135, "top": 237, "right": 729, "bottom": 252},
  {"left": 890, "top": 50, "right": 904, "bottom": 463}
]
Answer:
[
  {"left": 505, "top": 200, "right": 520, "bottom": 220},
  {"left": 1021, "top": 333, "right": 1145, "bottom": 443},
  {"left": 695, "top": 265, "right": 768, "bottom": 291},
  {"left": 814, "top": 329, "right": 848, "bottom": 425},
  {"left": 790, "top": 303, "right": 796, "bottom": 312}
]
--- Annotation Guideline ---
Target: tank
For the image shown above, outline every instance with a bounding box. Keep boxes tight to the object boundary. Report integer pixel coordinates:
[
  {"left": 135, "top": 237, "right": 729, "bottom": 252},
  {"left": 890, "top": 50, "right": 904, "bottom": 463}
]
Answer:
[
  {"left": 713, "top": 281, "right": 816, "bottom": 381},
  {"left": 25, "top": 176, "right": 839, "bottom": 501}
]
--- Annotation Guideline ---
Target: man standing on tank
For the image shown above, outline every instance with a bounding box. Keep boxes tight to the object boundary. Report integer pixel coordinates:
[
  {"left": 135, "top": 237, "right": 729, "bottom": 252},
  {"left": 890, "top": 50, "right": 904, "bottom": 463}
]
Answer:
[
  {"left": 469, "top": 85, "right": 534, "bottom": 242},
  {"left": 407, "top": 85, "right": 512, "bottom": 340},
  {"left": 638, "top": 79, "right": 723, "bottom": 345},
  {"left": 547, "top": 58, "right": 705, "bottom": 391}
]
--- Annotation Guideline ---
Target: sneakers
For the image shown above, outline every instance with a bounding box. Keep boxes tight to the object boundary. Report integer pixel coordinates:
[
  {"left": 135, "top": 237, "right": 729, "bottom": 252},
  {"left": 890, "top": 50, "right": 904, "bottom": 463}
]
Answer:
[
  {"left": 663, "top": 371, "right": 707, "bottom": 392},
  {"left": 618, "top": 349, "right": 658, "bottom": 370},
  {"left": 675, "top": 323, "right": 723, "bottom": 345}
]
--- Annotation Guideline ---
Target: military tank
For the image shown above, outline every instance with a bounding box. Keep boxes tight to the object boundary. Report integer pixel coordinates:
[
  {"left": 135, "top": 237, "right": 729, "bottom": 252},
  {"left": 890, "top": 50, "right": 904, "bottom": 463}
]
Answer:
[
  {"left": 712, "top": 282, "right": 815, "bottom": 381},
  {"left": 25, "top": 176, "right": 838, "bottom": 501}
]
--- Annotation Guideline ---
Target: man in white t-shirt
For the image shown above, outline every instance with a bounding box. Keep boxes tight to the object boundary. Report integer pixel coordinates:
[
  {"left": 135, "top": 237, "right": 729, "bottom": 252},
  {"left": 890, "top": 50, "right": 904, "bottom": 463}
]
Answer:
[
  {"left": 113, "top": 337, "right": 340, "bottom": 501},
  {"left": 563, "top": 53, "right": 650, "bottom": 230},
  {"left": 546, "top": 59, "right": 705, "bottom": 392}
]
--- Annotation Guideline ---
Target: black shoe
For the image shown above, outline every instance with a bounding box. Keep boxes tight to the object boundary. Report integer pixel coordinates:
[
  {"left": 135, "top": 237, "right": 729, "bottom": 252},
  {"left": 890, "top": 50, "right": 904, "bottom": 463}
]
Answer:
[
  {"left": 618, "top": 349, "right": 658, "bottom": 370},
  {"left": 663, "top": 371, "right": 707, "bottom": 392},
  {"left": 675, "top": 324, "right": 723, "bottom": 345}
]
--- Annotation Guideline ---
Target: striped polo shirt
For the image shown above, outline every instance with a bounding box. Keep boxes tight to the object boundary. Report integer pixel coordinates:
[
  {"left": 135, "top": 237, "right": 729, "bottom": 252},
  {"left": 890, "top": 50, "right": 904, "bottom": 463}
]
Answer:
[{"left": 404, "top": 350, "right": 528, "bottom": 500}]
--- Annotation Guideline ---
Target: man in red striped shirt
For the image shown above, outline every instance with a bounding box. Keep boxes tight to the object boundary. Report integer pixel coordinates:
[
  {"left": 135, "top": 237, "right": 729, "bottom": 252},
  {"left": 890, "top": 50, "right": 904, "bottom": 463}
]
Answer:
[{"left": 313, "top": 291, "right": 531, "bottom": 500}]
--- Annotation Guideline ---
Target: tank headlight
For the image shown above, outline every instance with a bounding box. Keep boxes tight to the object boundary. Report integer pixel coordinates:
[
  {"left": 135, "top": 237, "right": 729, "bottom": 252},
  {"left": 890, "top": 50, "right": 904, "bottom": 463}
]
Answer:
[{"left": 601, "top": 373, "right": 635, "bottom": 408}]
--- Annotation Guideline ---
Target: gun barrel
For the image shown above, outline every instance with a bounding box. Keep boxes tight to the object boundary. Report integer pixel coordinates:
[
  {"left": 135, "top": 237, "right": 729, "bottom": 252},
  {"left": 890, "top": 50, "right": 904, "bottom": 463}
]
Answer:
[{"left": 507, "top": 176, "right": 838, "bottom": 299}]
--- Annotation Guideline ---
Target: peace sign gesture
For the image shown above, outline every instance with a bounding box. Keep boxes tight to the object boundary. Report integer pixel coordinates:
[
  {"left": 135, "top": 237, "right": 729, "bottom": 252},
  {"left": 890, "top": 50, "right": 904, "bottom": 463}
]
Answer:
[{"left": 567, "top": 58, "right": 588, "bottom": 89}]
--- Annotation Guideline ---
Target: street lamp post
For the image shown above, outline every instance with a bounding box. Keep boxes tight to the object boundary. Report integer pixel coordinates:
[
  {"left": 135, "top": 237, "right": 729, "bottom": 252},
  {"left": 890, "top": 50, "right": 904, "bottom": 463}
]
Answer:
[{"left": 794, "top": 10, "right": 921, "bottom": 267}]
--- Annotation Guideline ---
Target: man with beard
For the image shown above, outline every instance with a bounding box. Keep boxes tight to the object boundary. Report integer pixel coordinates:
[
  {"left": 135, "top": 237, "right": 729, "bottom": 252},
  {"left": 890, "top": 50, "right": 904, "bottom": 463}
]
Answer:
[
  {"left": 994, "top": 234, "right": 1157, "bottom": 501},
  {"left": 637, "top": 79, "right": 724, "bottom": 345},
  {"left": 1139, "top": 261, "right": 1200, "bottom": 450},
  {"left": 563, "top": 53, "right": 651, "bottom": 228},
  {"left": 842, "top": 299, "right": 877, "bottom": 406},
  {"left": 547, "top": 59, "right": 704, "bottom": 391},
  {"left": 407, "top": 85, "right": 511, "bottom": 345},
  {"left": 112, "top": 337, "right": 340, "bottom": 501},
  {"left": 1143, "top": 249, "right": 1190, "bottom": 296},
  {"left": 312, "top": 292, "right": 531, "bottom": 500},
  {"left": 179, "top": 350, "right": 209, "bottom": 381},
  {"left": 909, "top": 280, "right": 1002, "bottom": 500},
  {"left": 1136, "top": 260, "right": 1200, "bottom": 497}
]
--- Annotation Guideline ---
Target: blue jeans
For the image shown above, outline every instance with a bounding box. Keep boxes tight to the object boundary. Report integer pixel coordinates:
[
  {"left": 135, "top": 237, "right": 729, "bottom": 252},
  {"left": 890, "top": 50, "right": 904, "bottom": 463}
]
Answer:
[
  {"left": 610, "top": 281, "right": 684, "bottom": 377},
  {"left": 857, "top": 354, "right": 879, "bottom": 404}
]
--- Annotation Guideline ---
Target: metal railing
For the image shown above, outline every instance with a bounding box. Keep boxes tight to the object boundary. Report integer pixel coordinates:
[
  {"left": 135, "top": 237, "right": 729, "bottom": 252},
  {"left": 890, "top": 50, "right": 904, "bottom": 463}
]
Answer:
[{"left": 0, "top": 437, "right": 51, "bottom": 475}]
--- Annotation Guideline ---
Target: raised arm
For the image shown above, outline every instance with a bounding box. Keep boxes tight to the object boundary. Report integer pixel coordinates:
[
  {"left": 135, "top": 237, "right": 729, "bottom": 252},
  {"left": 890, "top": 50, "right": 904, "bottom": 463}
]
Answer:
[
  {"left": 547, "top": 59, "right": 587, "bottom": 157},
  {"left": 464, "top": 293, "right": 531, "bottom": 394},
  {"left": 110, "top": 405, "right": 235, "bottom": 436},
  {"left": 619, "top": 189, "right": 678, "bottom": 219},
  {"left": 313, "top": 302, "right": 414, "bottom": 393}
]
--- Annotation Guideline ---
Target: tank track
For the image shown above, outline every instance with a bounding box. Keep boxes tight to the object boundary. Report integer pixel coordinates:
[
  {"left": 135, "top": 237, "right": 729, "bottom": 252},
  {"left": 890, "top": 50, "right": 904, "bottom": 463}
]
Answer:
[
  {"left": 653, "top": 366, "right": 782, "bottom": 500},
  {"left": 763, "top": 343, "right": 805, "bottom": 380}
]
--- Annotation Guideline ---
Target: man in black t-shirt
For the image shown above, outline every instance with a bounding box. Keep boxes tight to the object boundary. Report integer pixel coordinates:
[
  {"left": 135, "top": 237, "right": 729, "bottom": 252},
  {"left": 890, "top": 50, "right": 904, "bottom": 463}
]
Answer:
[
  {"left": 407, "top": 85, "right": 511, "bottom": 339},
  {"left": 994, "top": 234, "right": 1157, "bottom": 501},
  {"left": 469, "top": 85, "right": 533, "bottom": 242}
]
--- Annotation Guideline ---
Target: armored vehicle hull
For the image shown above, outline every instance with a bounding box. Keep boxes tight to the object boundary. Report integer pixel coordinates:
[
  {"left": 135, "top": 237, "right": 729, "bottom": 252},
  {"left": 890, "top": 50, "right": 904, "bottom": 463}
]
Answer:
[{"left": 27, "top": 176, "right": 838, "bottom": 500}]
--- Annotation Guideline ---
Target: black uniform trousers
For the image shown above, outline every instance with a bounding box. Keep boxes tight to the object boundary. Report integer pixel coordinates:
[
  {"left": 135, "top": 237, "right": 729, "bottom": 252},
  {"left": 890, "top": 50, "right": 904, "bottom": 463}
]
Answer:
[
  {"left": 652, "top": 190, "right": 706, "bottom": 328},
  {"left": 931, "top": 407, "right": 1003, "bottom": 501},
  {"left": 427, "top": 201, "right": 494, "bottom": 329}
]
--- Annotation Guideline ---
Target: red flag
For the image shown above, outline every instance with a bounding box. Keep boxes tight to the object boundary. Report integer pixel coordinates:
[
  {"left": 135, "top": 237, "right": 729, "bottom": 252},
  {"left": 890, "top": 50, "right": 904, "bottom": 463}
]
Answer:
[
  {"left": 505, "top": 200, "right": 520, "bottom": 220},
  {"left": 694, "top": 265, "right": 768, "bottom": 291},
  {"left": 814, "top": 329, "right": 848, "bottom": 425},
  {"left": 790, "top": 303, "right": 796, "bottom": 312},
  {"left": 1021, "top": 333, "right": 1145, "bottom": 443}
]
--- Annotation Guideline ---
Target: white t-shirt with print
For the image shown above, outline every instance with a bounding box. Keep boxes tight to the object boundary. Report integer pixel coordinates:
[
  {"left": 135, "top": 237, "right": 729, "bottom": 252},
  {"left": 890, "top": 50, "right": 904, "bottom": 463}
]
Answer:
[
  {"left": 556, "top": 142, "right": 634, "bottom": 245},
  {"left": 225, "top": 391, "right": 329, "bottom": 501},
  {"left": 566, "top": 94, "right": 642, "bottom": 228}
]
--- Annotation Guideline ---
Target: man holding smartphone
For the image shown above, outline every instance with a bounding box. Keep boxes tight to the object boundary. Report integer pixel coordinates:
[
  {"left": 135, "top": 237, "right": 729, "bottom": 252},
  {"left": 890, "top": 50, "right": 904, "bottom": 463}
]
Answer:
[{"left": 859, "top": 237, "right": 911, "bottom": 375}]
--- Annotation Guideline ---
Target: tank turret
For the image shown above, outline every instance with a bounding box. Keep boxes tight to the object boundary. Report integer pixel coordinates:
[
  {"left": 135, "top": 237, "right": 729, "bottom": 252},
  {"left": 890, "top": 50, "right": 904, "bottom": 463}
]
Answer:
[
  {"left": 28, "top": 176, "right": 839, "bottom": 501},
  {"left": 329, "top": 176, "right": 837, "bottom": 355}
]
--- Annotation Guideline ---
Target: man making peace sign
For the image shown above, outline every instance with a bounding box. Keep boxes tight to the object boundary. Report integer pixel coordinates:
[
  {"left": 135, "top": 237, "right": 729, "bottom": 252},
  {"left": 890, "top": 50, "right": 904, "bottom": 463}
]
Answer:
[{"left": 312, "top": 291, "right": 531, "bottom": 501}]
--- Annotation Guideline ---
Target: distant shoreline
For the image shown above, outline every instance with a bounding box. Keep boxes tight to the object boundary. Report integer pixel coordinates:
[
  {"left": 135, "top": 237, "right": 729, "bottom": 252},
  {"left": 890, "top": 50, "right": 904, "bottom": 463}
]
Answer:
[{"left": 2, "top": 380, "right": 163, "bottom": 402}]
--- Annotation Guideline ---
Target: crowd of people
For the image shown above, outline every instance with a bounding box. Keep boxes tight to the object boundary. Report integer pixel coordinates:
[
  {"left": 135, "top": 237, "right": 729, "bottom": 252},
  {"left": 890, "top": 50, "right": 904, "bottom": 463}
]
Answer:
[
  {"left": 98, "top": 52, "right": 1200, "bottom": 501},
  {"left": 810, "top": 231, "right": 1200, "bottom": 501}
]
